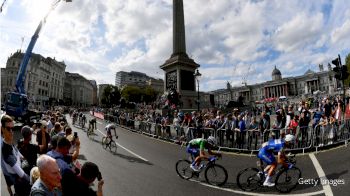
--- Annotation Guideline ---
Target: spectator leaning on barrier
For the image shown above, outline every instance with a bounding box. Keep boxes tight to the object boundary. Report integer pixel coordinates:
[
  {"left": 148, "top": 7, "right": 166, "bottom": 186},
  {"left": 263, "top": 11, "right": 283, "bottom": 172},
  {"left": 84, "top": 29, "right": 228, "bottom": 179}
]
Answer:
[
  {"left": 30, "top": 155, "right": 62, "bottom": 196},
  {"left": 324, "top": 98, "right": 332, "bottom": 119},
  {"left": 235, "top": 115, "right": 246, "bottom": 150},
  {"left": 1, "top": 115, "right": 31, "bottom": 196}
]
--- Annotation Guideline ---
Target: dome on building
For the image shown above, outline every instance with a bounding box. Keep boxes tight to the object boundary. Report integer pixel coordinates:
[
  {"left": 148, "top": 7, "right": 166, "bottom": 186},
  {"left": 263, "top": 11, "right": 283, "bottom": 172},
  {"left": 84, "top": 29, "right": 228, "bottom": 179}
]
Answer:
[{"left": 272, "top": 66, "right": 282, "bottom": 80}]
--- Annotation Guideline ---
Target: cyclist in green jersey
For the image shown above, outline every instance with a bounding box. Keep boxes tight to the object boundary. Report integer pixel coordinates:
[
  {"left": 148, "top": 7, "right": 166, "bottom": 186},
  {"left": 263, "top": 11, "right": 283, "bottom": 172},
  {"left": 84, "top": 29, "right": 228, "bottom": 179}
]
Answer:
[{"left": 187, "top": 136, "right": 221, "bottom": 171}]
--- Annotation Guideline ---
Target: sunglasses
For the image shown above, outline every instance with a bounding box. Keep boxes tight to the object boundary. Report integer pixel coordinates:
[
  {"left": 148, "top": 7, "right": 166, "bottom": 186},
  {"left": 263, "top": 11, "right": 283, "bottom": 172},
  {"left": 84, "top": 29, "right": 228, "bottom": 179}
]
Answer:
[{"left": 5, "top": 127, "right": 13, "bottom": 131}]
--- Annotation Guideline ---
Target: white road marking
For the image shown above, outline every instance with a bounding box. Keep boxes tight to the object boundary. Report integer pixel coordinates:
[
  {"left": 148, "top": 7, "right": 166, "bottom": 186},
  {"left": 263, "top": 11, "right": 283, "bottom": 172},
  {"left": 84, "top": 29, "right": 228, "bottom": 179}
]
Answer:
[
  {"left": 96, "top": 129, "right": 149, "bottom": 162},
  {"left": 309, "top": 153, "right": 333, "bottom": 196},
  {"left": 96, "top": 121, "right": 103, "bottom": 124},
  {"left": 188, "top": 179, "right": 325, "bottom": 196}
]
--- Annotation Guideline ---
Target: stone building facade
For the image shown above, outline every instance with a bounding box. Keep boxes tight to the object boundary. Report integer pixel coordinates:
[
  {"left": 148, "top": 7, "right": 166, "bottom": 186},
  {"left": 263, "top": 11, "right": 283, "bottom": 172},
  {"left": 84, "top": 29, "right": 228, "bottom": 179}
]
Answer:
[
  {"left": 64, "top": 72, "right": 94, "bottom": 107},
  {"left": 1, "top": 51, "right": 65, "bottom": 109},
  {"left": 211, "top": 67, "right": 341, "bottom": 107},
  {"left": 115, "top": 71, "right": 163, "bottom": 91},
  {"left": 89, "top": 80, "right": 98, "bottom": 106}
]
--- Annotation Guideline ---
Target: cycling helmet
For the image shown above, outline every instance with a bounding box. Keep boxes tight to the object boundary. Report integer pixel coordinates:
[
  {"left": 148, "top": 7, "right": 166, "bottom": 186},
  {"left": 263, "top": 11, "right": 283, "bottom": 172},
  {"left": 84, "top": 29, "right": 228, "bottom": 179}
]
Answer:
[
  {"left": 207, "top": 136, "right": 217, "bottom": 146},
  {"left": 285, "top": 134, "right": 295, "bottom": 142}
]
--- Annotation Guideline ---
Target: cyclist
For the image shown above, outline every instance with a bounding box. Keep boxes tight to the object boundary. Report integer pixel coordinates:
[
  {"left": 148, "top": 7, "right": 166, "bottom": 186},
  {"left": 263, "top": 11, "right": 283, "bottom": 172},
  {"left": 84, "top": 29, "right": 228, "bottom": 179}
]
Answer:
[
  {"left": 257, "top": 134, "right": 295, "bottom": 187},
  {"left": 89, "top": 118, "right": 97, "bottom": 132},
  {"left": 105, "top": 123, "right": 118, "bottom": 140},
  {"left": 187, "top": 136, "right": 221, "bottom": 172},
  {"left": 81, "top": 114, "right": 87, "bottom": 128}
]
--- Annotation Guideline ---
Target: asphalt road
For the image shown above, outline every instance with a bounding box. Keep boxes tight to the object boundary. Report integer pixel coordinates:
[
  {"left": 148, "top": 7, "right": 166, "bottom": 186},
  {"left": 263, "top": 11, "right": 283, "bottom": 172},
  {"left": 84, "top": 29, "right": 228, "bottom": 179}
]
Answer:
[{"left": 1, "top": 114, "right": 349, "bottom": 196}]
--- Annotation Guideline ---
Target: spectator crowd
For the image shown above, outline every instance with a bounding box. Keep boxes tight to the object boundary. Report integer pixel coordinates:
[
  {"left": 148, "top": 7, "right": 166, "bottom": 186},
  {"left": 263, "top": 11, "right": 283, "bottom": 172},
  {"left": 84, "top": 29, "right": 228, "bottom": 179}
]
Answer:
[
  {"left": 102, "top": 95, "right": 349, "bottom": 150},
  {"left": 1, "top": 110, "right": 104, "bottom": 196}
]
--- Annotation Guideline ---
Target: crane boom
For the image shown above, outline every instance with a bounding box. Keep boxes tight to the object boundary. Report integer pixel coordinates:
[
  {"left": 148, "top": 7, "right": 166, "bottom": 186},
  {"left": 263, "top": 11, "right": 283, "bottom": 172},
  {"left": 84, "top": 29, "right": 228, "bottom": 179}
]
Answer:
[{"left": 5, "top": 0, "right": 69, "bottom": 121}]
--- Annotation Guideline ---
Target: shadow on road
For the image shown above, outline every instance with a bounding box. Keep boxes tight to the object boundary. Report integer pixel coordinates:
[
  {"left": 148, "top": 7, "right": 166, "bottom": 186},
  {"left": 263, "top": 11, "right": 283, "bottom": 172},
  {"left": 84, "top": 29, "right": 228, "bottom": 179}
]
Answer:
[
  {"left": 325, "top": 170, "right": 348, "bottom": 180},
  {"left": 112, "top": 152, "right": 153, "bottom": 165},
  {"left": 189, "top": 176, "right": 321, "bottom": 194}
]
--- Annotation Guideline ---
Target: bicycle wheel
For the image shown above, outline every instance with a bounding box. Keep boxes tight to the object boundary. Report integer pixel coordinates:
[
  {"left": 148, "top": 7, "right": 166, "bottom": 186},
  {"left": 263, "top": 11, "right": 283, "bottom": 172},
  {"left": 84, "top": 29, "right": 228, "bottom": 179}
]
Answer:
[
  {"left": 204, "top": 164, "right": 228, "bottom": 186},
  {"left": 236, "top": 167, "right": 261, "bottom": 191},
  {"left": 175, "top": 160, "right": 193, "bottom": 180},
  {"left": 87, "top": 128, "right": 91, "bottom": 138},
  {"left": 110, "top": 140, "right": 117, "bottom": 153},
  {"left": 87, "top": 129, "right": 94, "bottom": 139},
  {"left": 102, "top": 137, "right": 109, "bottom": 149},
  {"left": 275, "top": 167, "right": 301, "bottom": 193}
]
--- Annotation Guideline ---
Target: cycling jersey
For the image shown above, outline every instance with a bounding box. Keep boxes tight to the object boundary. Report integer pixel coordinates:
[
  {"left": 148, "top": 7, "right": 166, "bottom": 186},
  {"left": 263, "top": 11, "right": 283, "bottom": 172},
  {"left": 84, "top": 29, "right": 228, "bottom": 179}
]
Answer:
[
  {"left": 258, "top": 139, "right": 285, "bottom": 165},
  {"left": 105, "top": 124, "right": 116, "bottom": 132},
  {"left": 188, "top": 138, "right": 207, "bottom": 151},
  {"left": 89, "top": 118, "right": 96, "bottom": 124}
]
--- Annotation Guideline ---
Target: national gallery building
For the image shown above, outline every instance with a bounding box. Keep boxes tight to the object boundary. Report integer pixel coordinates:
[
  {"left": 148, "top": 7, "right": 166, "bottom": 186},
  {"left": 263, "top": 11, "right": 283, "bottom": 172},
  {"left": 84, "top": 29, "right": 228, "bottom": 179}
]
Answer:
[{"left": 210, "top": 66, "right": 342, "bottom": 107}]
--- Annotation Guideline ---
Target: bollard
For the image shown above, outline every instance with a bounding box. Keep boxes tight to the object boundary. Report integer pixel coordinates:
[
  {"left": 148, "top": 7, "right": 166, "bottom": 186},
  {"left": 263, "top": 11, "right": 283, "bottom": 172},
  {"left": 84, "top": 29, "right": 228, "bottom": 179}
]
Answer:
[{"left": 302, "top": 148, "right": 305, "bottom": 155}]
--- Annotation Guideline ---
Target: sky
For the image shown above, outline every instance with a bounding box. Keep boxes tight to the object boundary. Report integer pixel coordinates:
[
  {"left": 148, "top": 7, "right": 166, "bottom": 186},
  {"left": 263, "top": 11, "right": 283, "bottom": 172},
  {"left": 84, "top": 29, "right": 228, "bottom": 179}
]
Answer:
[{"left": 1, "top": 0, "right": 350, "bottom": 92}]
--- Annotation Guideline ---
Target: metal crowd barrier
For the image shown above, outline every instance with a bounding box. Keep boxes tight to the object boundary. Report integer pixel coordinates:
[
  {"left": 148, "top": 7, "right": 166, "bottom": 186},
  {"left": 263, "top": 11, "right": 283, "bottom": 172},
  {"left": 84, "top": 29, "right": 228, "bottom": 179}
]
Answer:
[{"left": 98, "top": 112, "right": 350, "bottom": 153}]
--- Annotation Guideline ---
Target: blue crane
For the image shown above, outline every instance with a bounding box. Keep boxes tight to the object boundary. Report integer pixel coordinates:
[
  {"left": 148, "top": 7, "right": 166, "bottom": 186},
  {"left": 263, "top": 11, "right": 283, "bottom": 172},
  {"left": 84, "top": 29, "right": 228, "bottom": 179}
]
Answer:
[{"left": 4, "top": 0, "right": 71, "bottom": 121}]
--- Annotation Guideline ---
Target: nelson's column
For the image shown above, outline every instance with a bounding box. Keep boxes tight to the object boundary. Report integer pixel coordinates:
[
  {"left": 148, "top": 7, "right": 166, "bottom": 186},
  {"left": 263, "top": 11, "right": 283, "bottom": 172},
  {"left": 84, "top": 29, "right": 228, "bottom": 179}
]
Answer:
[{"left": 160, "top": 0, "right": 200, "bottom": 109}]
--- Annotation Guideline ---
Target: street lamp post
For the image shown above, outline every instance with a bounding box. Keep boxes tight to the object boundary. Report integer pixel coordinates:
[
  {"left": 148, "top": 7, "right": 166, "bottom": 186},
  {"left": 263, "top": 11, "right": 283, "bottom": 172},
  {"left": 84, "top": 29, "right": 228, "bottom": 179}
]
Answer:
[{"left": 194, "top": 69, "right": 201, "bottom": 112}]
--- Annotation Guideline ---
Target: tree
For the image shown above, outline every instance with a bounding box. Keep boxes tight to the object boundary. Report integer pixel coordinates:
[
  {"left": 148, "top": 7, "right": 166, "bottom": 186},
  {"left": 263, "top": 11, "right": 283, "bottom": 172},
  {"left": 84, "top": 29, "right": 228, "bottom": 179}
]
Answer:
[
  {"left": 121, "top": 85, "right": 142, "bottom": 103},
  {"left": 345, "top": 53, "right": 350, "bottom": 87},
  {"left": 101, "top": 85, "right": 121, "bottom": 107},
  {"left": 143, "top": 86, "right": 158, "bottom": 104}
]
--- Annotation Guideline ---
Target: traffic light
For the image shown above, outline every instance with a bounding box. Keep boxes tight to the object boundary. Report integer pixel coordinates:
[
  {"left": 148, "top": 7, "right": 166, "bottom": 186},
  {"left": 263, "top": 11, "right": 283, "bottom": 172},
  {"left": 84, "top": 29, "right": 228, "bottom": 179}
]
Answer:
[
  {"left": 332, "top": 55, "right": 343, "bottom": 80},
  {"left": 333, "top": 66, "right": 342, "bottom": 80},
  {"left": 341, "top": 65, "right": 349, "bottom": 80},
  {"left": 332, "top": 57, "right": 340, "bottom": 67}
]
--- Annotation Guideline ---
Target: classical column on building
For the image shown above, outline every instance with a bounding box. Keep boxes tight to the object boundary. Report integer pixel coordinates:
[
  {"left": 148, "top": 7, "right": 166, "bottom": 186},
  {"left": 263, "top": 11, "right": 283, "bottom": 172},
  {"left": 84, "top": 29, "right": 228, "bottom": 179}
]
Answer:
[{"left": 278, "top": 85, "right": 281, "bottom": 97}]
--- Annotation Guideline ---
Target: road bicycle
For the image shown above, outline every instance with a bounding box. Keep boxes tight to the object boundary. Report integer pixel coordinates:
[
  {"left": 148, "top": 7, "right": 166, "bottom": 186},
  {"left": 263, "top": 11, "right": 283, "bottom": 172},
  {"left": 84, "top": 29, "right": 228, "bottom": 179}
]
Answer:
[
  {"left": 81, "top": 118, "right": 86, "bottom": 129},
  {"left": 175, "top": 155, "right": 228, "bottom": 186},
  {"left": 87, "top": 125, "right": 95, "bottom": 139},
  {"left": 236, "top": 154, "right": 301, "bottom": 193},
  {"left": 101, "top": 135, "right": 117, "bottom": 153}
]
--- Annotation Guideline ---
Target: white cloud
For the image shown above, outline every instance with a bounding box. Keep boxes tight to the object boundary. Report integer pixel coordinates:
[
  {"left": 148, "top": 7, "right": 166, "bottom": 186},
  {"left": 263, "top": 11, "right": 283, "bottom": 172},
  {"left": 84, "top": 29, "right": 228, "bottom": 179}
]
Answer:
[
  {"left": 1, "top": 0, "right": 350, "bottom": 92},
  {"left": 273, "top": 13, "right": 324, "bottom": 52},
  {"left": 331, "top": 20, "right": 350, "bottom": 44}
]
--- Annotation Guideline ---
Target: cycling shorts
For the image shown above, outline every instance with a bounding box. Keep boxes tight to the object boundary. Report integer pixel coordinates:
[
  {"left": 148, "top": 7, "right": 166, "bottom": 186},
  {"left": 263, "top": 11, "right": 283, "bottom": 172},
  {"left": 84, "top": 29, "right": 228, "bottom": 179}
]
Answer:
[
  {"left": 257, "top": 150, "right": 276, "bottom": 165},
  {"left": 186, "top": 145, "right": 199, "bottom": 157}
]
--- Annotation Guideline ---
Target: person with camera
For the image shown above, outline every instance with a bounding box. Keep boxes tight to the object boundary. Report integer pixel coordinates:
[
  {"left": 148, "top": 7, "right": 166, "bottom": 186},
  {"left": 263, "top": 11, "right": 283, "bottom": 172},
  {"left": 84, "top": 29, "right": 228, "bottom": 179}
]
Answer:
[
  {"left": 62, "top": 161, "right": 104, "bottom": 196},
  {"left": 47, "top": 137, "right": 80, "bottom": 175}
]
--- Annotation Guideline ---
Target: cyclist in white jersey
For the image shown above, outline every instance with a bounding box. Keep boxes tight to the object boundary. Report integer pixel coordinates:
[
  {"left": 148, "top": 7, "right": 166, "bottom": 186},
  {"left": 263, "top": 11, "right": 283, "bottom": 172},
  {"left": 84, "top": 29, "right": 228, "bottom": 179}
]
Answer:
[{"left": 105, "top": 123, "right": 118, "bottom": 139}]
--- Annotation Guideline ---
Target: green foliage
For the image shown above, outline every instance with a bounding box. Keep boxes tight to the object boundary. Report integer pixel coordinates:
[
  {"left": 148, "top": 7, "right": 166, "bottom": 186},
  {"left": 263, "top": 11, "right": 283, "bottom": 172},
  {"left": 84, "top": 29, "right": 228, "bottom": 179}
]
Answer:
[
  {"left": 121, "top": 85, "right": 158, "bottom": 104},
  {"left": 345, "top": 53, "right": 350, "bottom": 87},
  {"left": 101, "top": 85, "right": 121, "bottom": 107}
]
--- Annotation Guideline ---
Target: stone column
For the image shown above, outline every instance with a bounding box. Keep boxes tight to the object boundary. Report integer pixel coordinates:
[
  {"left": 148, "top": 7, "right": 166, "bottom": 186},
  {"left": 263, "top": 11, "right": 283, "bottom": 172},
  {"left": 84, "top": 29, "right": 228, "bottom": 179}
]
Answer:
[{"left": 172, "top": 0, "right": 186, "bottom": 56}]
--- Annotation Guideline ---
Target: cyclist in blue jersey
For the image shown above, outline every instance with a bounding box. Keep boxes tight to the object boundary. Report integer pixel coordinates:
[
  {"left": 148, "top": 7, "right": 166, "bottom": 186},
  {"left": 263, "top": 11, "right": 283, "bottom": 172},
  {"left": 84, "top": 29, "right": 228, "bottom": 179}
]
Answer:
[
  {"left": 187, "top": 136, "right": 221, "bottom": 172},
  {"left": 257, "top": 134, "right": 295, "bottom": 187}
]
